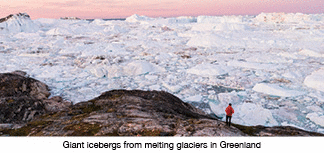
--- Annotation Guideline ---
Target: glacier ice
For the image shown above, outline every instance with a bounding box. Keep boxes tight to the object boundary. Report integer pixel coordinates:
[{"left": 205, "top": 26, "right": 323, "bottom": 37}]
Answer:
[
  {"left": 252, "top": 83, "right": 306, "bottom": 97},
  {"left": 1, "top": 12, "right": 324, "bottom": 133}
]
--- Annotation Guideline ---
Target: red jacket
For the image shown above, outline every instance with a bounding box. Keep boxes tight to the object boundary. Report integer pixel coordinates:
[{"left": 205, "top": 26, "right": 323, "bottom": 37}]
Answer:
[{"left": 225, "top": 105, "right": 234, "bottom": 116}]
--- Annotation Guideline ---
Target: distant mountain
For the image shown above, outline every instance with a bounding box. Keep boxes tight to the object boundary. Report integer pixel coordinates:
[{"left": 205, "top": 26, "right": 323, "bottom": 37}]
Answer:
[{"left": 0, "top": 13, "right": 39, "bottom": 34}]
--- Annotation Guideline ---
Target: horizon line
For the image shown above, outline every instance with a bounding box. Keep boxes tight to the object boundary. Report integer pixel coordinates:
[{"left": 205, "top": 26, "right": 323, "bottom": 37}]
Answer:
[{"left": 2, "top": 11, "right": 324, "bottom": 20}]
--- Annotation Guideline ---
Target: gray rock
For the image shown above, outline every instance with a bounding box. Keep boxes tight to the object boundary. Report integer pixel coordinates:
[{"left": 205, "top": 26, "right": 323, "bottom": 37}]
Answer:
[
  {"left": 0, "top": 72, "right": 50, "bottom": 100},
  {"left": 0, "top": 71, "right": 68, "bottom": 124},
  {"left": 43, "top": 96, "right": 72, "bottom": 112}
]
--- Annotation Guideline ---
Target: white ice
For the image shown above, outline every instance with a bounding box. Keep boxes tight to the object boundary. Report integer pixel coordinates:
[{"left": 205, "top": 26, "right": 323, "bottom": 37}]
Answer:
[
  {"left": 304, "top": 67, "right": 324, "bottom": 92},
  {"left": 1, "top": 12, "right": 324, "bottom": 133},
  {"left": 252, "top": 83, "right": 307, "bottom": 97}
]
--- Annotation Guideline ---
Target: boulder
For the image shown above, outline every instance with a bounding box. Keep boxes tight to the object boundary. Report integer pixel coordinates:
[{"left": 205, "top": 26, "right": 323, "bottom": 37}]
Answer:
[
  {"left": 0, "top": 71, "right": 50, "bottom": 100},
  {"left": 0, "top": 71, "right": 70, "bottom": 124}
]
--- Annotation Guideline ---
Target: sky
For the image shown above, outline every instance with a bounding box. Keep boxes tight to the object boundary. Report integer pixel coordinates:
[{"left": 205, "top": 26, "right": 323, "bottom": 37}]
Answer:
[{"left": 0, "top": 0, "right": 323, "bottom": 19}]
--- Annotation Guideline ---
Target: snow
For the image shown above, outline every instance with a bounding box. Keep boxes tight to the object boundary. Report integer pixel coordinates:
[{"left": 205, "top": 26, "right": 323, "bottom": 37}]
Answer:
[{"left": 1, "top": 12, "right": 324, "bottom": 133}]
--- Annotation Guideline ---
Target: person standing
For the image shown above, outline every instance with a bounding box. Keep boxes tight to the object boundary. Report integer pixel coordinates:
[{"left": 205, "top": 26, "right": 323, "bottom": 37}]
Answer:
[{"left": 225, "top": 103, "right": 234, "bottom": 127}]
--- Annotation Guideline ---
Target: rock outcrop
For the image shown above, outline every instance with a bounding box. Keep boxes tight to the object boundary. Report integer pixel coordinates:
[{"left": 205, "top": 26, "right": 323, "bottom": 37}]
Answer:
[
  {"left": 0, "top": 71, "right": 71, "bottom": 124},
  {"left": 0, "top": 71, "right": 323, "bottom": 136}
]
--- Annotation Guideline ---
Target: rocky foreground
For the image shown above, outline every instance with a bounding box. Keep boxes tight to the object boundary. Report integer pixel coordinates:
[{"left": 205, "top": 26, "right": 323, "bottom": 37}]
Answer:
[{"left": 0, "top": 71, "right": 323, "bottom": 136}]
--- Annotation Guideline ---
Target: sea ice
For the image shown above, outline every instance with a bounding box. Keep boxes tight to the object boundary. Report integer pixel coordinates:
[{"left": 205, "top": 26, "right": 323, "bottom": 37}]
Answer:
[
  {"left": 185, "top": 95, "right": 203, "bottom": 102},
  {"left": 234, "top": 103, "right": 278, "bottom": 126},
  {"left": 187, "top": 63, "right": 230, "bottom": 77},
  {"left": 123, "top": 60, "right": 165, "bottom": 76},
  {"left": 306, "top": 113, "right": 324, "bottom": 127},
  {"left": 252, "top": 83, "right": 306, "bottom": 97},
  {"left": 298, "top": 49, "right": 324, "bottom": 57},
  {"left": 0, "top": 13, "right": 39, "bottom": 34},
  {"left": 2, "top": 12, "right": 324, "bottom": 133},
  {"left": 304, "top": 68, "right": 324, "bottom": 92}
]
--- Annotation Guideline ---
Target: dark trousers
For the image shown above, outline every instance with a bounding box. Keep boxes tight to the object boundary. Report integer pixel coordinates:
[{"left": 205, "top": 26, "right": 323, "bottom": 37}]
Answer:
[{"left": 226, "top": 115, "right": 232, "bottom": 126}]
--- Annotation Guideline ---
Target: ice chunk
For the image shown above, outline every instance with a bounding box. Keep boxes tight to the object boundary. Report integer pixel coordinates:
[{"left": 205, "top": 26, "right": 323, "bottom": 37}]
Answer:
[
  {"left": 124, "top": 61, "right": 165, "bottom": 76},
  {"left": 162, "top": 82, "right": 183, "bottom": 93},
  {"left": 281, "top": 122, "right": 306, "bottom": 130},
  {"left": 88, "top": 66, "right": 108, "bottom": 78},
  {"left": 46, "top": 27, "right": 72, "bottom": 36},
  {"left": 227, "top": 60, "right": 284, "bottom": 70},
  {"left": 306, "top": 112, "right": 324, "bottom": 127},
  {"left": 0, "top": 13, "right": 39, "bottom": 34},
  {"left": 252, "top": 83, "right": 306, "bottom": 97},
  {"left": 197, "top": 15, "right": 244, "bottom": 23},
  {"left": 187, "top": 63, "right": 230, "bottom": 77},
  {"left": 104, "top": 25, "right": 128, "bottom": 33},
  {"left": 254, "top": 12, "right": 312, "bottom": 23},
  {"left": 217, "top": 92, "right": 241, "bottom": 104},
  {"left": 234, "top": 103, "right": 278, "bottom": 126},
  {"left": 167, "top": 16, "right": 197, "bottom": 24},
  {"left": 245, "top": 54, "right": 293, "bottom": 64},
  {"left": 125, "top": 14, "right": 153, "bottom": 23},
  {"left": 186, "top": 33, "right": 246, "bottom": 48},
  {"left": 208, "top": 92, "right": 241, "bottom": 117},
  {"left": 185, "top": 95, "right": 203, "bottom": 102},
  {"left": 298, "top": 49, "right": 324, "bottom": 57},
  {"left": 307, "top": 106, "right": 323, "bottom": 112},
  {"left": 191, "top": 23, "right": 247, "bottom": 31},
  {"left": 81, "top": 43, "right": 126, "bottom": 57},
  {"left": 213, "top": 23, "right": 247, "bottom": 31},
  {"left": 304, "top": 68, "right": 324, "bottom": 92},
  {"left": 148, "top": 84, "right": 161, "bottom": 91}
]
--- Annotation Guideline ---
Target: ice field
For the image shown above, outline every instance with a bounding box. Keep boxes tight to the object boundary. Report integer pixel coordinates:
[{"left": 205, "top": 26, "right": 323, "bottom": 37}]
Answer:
[{"left": 1, "top": 12, "right": 324, "bottom": 133}]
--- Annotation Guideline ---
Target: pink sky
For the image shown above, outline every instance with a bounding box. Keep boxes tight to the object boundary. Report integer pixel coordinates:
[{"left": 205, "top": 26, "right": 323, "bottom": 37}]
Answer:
[{"left": 1, "top": 0, "right": 323, "bottom": 19}]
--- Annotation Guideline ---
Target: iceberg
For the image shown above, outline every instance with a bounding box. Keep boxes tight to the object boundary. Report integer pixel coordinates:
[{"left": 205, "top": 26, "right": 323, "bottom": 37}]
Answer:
[
  {"left": 234, "top": 103, "right": 278, "bottom": 126},
  {"left": 252, "top": 83, "right": 306, "bottom": 97},
  {"left": 187, "top": 63, "right": 230, "bottom": 77},
  {"left": 306, "top": 113, "right": 324, "bottom": 127},
  {"left": 304, "top": 68, "right": 324, "bottom": 92},
  {"left": 0, "top": 13, "right": 39, "bottom": 34},
  {"left": 1, "top": 12, "right": 324, "bottom": 133}
]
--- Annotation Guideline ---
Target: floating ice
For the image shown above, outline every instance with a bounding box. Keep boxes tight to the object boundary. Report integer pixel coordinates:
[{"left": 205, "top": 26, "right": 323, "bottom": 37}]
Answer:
[
  {"left": 46, "top": 27, "right": 72, "bottom": 36},
  {"left": 298, "top": 49, "right": 324, "bottom": 57},
  {"left": 0, "top": 13, "right": 39, "bottom": 34},
  {"left": 255, "top": 12, "right": 313, "bottom": 23},
  {"left": 185, "top": 95, "right": 203, "bottom": 102},
  {"left": 197, "top": 15, "right": 244, "bottom": 23},
  {"left": 125, "top": 14, "right": 153, "bottom": 23},
  {"left": 252, "top": 83, "right": 306, "bottom": 97},
  {"left": 234, "top": 103, "right": 278, "bottom": 126},
  {"left": 186, "top": 33, "right": 246, "bottom": 48},
  {"left": 306, "top": 113, "right": 324, "bottom": 127},
  {"left": 162, "top": 82, "right": 182, "bottom": 93},
  {"left": 304, "top": 68, "right": 324, "bottom": 92},
  {"left": 187, "top": 63, "right": 230, "bottom": 77},
  {"left": 124, "top": 60, "right": 165, "bottom": 76},
  {"left": 227, "top": 60, "right": 284, "bottom": 70},
  {"left": 1, "top": 12, "right": 324, "bottom": 133}
]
